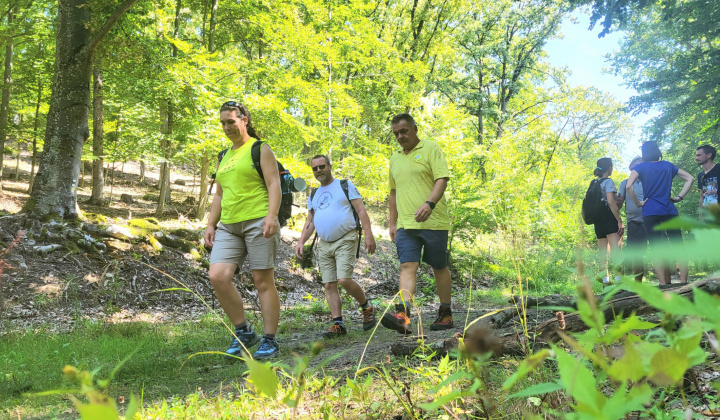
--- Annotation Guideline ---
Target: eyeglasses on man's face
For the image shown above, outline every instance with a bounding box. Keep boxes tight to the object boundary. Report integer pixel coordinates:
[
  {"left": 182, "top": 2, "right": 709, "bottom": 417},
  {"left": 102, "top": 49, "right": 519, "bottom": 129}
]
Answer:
[{"left": 312, "top": 165, "right": 327, "bottom": 172}]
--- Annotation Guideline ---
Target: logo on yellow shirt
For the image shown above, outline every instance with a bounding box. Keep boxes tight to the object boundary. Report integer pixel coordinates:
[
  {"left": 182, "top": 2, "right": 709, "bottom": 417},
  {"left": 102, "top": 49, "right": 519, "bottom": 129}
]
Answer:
[{"left": 414, "top": 153, "right": 421, "bottom": 160}]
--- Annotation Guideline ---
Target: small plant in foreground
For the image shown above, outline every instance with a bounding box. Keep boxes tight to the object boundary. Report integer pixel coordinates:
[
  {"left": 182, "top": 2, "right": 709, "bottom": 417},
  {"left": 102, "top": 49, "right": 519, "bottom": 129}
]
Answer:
[
  {"left": 28, "top": 352, "right": 139, "bottom": 420},
  {"left": 503, "top": 273, "right": 720, "bottom": 418}
]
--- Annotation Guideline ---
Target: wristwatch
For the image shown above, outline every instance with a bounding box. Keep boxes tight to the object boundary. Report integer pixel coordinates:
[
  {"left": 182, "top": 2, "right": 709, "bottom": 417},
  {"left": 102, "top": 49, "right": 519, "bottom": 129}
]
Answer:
[
  {"left": 425, "top": 201, "right": 436, "bottom": 209},
  {"left": 677, "top": 195, "right": 684, "bottom": 201}
]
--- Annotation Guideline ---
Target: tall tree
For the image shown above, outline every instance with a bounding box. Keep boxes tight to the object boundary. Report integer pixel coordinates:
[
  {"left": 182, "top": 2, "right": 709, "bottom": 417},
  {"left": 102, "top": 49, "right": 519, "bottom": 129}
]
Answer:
[
  {"left": 24, "top": 0, "right": 138, "bottom": 218},
  {"left": 156, "top": 0, "right": 182, "bottom": 217},
  {"left": 0, "top": 4, "right": 13, "bottom": 192},
  {"left": 88, "top": 57, "right": 104, "bottom": 205}
]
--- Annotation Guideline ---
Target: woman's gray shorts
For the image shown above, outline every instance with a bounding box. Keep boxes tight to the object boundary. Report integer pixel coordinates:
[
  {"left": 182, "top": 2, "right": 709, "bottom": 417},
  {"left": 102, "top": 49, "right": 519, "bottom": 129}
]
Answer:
[{"left": 209, "top": 217, "right": 278, "bottom": 270}]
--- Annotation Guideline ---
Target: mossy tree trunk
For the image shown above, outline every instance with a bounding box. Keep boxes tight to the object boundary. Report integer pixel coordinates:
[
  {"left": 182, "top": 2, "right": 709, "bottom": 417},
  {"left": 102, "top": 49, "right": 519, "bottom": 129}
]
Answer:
[{"left": 24, "top": 0, "right": 138, "bottom": 219}]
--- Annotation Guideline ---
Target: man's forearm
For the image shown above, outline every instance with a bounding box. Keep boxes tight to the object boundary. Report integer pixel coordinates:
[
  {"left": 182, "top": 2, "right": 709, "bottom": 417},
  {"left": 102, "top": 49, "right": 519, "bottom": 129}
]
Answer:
[
  {"left": 626, "top": 185, "right": 642, "bottom": 207},
  {"left": 427, "top": 178, "right": 448, "bottom": 203},
  {"left": 297, "top": 216, "right": 315, "bottom": 244},
  {"left": 300, "top": 221, "right": 315, "bottom": 244},
  {"left": 357, "top": 207, "right": 374, "bottom": 237},
  {"left": 389, "top": 190, "right": 398, "bottom": 226}
]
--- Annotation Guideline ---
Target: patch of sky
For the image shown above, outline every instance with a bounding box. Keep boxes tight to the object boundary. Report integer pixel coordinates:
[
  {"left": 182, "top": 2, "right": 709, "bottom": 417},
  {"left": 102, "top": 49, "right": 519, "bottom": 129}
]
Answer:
[{"left": 544, "top": 10, "right": 661, "bottom": 169}]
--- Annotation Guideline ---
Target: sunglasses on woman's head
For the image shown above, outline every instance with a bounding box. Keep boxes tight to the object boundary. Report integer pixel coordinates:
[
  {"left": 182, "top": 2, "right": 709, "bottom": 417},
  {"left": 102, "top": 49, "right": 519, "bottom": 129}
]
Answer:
[
  {"left": 222, "top": 101, "right": 243, "bottom": 109},
  {"left": 312, "top": 165, "right": 327, "bottom": 172}
]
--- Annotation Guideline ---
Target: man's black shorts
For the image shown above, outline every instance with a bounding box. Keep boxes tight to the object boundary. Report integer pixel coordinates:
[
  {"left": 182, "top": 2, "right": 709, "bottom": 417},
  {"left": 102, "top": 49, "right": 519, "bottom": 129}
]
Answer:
[
  {"left": 395, "top": 229, "right": 448, "bottom": 270},
  {"left": 626, "top": 220, "right": 647, "bottom": 247},
  {"left": 643, "top": 215, "right": 682, "bottom": 245}
]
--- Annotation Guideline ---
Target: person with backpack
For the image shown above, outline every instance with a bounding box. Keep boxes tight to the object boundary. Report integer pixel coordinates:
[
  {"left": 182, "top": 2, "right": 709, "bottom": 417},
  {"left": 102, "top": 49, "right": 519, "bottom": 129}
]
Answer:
[
  {"left": 625, "top": 141, "right": 695, "bottom": 285},
  {"left": 586, "top": 158, "right": 624, "bottom": 284},
  {"left": 203, "top": 101, "right": 282, "bottom": 360},
  {"left": 294, "top": 154, "right": 378, "bottom": 338}
]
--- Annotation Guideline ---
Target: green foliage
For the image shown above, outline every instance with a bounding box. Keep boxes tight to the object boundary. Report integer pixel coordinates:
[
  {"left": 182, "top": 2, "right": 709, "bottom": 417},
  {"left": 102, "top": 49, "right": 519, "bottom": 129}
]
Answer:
[
  {"left": 503, "top": 272, "right": 719, "bottom": 418},
  {"left": 26, "top": 357, "right": 139, "bottom": 420},
  {"left": 605, "top": 0, "right": 720, "bottom": 143}
]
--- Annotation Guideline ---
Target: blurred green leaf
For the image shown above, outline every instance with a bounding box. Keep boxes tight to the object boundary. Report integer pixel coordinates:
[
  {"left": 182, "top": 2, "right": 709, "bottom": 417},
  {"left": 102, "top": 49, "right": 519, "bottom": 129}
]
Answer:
[
  {"left": 246, "top": 359, "right": 278, "bottom": 399},
  {"left": 508, "top": 381, "right": 563, "bottom": 398},
  {"left": 502, "top": 349, "right": 552, "bottom": 390}
]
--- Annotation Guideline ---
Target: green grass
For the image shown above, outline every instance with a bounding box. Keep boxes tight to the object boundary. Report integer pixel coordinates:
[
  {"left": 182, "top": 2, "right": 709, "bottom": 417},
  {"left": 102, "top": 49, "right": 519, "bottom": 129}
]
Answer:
[
  {"left": 1, "top": 317, "right": 526, "bottom": 419},
  {"left": 0, "top": 316, "right": 252, "bottom": 418}
]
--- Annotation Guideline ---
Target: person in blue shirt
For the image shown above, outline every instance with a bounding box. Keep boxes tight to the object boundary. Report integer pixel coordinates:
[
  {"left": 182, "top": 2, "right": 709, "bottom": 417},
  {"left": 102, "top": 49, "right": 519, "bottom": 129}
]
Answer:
[{"left": 625, "top": 141, "right": 694, "bottom": 285}]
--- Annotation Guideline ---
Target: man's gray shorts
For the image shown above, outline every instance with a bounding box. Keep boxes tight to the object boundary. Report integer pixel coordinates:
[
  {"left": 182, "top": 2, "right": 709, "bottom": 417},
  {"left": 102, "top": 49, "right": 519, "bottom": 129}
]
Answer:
[{"left": 209, "top": 217, "right": 278, "bottom": 270}]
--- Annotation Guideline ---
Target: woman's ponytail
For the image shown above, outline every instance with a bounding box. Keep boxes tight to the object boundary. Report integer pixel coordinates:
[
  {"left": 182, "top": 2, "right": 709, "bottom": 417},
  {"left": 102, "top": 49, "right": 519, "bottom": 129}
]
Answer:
[{"left": 594, "top": 157, "right": 613, "bottom": 177}]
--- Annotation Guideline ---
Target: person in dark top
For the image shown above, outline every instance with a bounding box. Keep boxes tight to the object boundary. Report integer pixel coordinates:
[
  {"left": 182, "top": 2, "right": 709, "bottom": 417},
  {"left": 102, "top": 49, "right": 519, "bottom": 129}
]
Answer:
[
  {"left": 592, "top": 158, "right": 624, "bottom": 284},
  {"left": 625, "top": 141, "right": 694, "bottom": 285},
  {"left": 695, "top": 145, "right": 718, "bottom": 215}
]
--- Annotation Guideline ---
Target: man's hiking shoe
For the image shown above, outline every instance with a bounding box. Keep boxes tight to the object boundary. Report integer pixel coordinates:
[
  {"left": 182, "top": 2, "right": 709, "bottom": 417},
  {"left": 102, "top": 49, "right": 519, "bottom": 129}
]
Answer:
[
  {"left": 225, "top": 327, "right": 261, "bottom": 358},
  {"left": 361, "top": 306, "right": 378, "bottom": 331},
  {"left": 430, "top": 307, "right": 454, "bottom": 331},
  {"left": 253, "top": 337, "right": 280, "bottom": 360},
  {"left": 381, "top": 305, "right": 412, "bottom": 335},
  {"left": 323, "top": 323, "right": 347, "bottom": 338}
]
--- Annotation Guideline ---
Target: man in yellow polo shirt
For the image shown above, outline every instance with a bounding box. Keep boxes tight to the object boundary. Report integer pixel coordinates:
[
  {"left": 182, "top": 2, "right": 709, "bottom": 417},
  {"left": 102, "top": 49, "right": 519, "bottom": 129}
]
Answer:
[{"left": 382, "top": 113, "right": 453, "bottom": 335}]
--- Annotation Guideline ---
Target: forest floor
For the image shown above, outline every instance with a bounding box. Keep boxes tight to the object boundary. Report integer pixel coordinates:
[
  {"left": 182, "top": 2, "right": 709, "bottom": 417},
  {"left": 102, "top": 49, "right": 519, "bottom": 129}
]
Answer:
[
  {"left": 0, "top": 153, "right": 524, "bottom": 418},
  {"left": 1, "top": 152, "right": 719, "bottom": 419}
]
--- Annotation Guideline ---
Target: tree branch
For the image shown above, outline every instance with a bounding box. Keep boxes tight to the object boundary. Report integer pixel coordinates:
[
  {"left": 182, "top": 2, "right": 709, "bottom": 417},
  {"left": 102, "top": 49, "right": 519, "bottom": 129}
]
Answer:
[{"left": 86, "top": 0, "right": 139, "bottom": 57}]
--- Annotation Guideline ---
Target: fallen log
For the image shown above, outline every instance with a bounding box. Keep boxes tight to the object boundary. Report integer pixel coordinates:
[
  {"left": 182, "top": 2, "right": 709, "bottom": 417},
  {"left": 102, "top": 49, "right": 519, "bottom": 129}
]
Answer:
[
  {"left": 492, "top": 282, "right": 693, "bottom": 329},
  {"left": 391, "top": 278, "right": 720, "bottom": 357},
  {"left": 532, "top": 278, "right": 720, "bottom": 343},
  {"left": 389, "top": 328, "right": 534, "bottom": 358}
]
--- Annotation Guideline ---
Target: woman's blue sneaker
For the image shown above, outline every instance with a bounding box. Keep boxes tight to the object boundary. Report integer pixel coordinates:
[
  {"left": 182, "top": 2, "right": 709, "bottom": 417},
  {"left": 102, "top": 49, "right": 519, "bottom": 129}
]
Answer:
[
  {"left": 253, "top": 337, "right": 280, "bottom": 360},
  {"left": 225, "top": 327, "right": 261, "bottom": 358}
]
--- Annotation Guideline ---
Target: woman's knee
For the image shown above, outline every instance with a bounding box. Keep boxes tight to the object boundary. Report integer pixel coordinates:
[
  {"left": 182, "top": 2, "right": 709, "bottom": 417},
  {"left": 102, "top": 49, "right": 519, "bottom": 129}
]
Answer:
[
  {"left": 252, "top": 269, "right": 275, "bottom": 292},
  {"left": 208, "top": 265, "right": 235, "bottom": 288}
]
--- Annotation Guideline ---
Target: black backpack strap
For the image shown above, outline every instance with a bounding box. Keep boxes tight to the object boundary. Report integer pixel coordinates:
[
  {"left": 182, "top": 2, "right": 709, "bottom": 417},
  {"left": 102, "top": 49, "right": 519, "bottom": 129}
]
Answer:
[
  {"left": 250, "top": 140, "right": 264, "bottom": 179},
  {"left": 340, "top": 179, "right": 362, "bottom": 258},
  {"left": 309, "top": 187, "right": 317, "bottom": 215},
  {"left": 208, "top": 148, "right": 229, "bottom": 194}
]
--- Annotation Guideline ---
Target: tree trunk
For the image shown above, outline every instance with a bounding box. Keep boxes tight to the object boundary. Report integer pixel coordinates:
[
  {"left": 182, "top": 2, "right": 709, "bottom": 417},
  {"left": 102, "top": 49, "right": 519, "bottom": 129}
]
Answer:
[
  {"left": 208, "top": 0, "right": 218, "bottom": 52},
  {"left": 24, "top": 0, "right": 138, "bottom": 218},
  {"left": 537, "top": 119, "right": 569, "bottom": 204},
  {"left": 89, "top": 61, "right": 104, "bottom": 205},
  {"left": 0, "top": 7, "right": 14, "bottom": 192},
  {"left": 110, "top": 161, "right": 115, "bottom": 200},
  {"left": 79, "top": 159, "right": 85, "bottom": 188},
  {"left": 14, "top": 135, "right": 20, "bottom": 180},
  {"left": 29, "top": 80, "right": 42, "bottom": 194},
  {"left": 139, "top": 160, "right": 145, "bottom": 184},
  {"left": 156, "top": 0, "right": 181, "bottom": 217},
  {"left": 195, "top": 152, "right": 210, "bottom": 220}
]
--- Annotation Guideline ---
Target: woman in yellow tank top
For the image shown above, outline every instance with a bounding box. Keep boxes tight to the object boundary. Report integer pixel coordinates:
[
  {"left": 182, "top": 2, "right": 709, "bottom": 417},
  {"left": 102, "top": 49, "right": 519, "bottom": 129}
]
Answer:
[{"left": 203, "top": 101, "right": 282, "bottom": 360}]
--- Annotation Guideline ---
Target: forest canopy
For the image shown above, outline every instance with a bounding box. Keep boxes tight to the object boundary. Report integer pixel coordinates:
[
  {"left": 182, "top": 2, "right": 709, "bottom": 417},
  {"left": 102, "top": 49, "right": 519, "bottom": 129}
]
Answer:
[{"left": 4, "top": 0, "right": 714, "bottom": 252}]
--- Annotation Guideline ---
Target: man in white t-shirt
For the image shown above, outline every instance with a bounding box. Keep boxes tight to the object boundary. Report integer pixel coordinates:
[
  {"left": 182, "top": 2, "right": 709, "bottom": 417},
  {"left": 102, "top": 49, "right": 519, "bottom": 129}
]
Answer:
[{"left": 295, "top": 155, "right": 378, "bottom": 338}]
